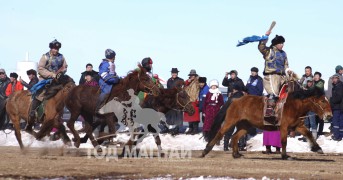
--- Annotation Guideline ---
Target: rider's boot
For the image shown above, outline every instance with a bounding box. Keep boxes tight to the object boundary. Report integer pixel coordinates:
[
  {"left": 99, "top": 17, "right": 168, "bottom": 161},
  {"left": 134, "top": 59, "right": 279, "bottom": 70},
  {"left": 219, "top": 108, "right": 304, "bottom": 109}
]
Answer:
[
  {"left": 26, "top": 98, "right": 41, "bottom": 131},
  {"left": 265, "top": 95, "right": 276, "bottom": 117},
  {"left": 95, "top": 93, "right": 107, "bottom": 115}
]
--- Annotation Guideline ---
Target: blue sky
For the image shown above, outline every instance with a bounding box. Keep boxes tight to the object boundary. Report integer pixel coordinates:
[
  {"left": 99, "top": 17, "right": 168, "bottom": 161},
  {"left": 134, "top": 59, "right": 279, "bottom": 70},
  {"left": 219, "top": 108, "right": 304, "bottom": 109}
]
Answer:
[{"left": 1, "top": 0, "right": 342, "bottom": 85}]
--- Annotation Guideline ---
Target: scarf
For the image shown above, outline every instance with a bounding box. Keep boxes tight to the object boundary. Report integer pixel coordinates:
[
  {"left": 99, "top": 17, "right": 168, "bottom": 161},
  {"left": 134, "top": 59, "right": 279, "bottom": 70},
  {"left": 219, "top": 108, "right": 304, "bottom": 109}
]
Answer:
[
  {"left": 209, "top": 88, "right": 221, "bottom": 103},
  {"left": 237, "top": 35, "right": 269, "bottom": 47}
]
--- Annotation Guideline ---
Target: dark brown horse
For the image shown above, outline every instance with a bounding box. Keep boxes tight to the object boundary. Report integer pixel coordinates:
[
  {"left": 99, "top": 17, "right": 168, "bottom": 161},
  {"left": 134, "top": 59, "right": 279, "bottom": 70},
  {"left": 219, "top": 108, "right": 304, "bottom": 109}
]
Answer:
[
  {"left": 202, "top": 87, "right": 332, "bottom": 160},
  {"left": 2, "top": 75, "right": 75, "bottom": 149},
  {"left": 65, "top": 65, "right": 160, "bottom": 149}
]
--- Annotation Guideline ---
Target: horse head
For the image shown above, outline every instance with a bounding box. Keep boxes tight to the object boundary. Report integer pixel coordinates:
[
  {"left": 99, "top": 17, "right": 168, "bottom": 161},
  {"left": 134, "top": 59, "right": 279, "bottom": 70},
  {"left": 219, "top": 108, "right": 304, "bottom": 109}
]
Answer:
[
  {"left": 175, "top": 88, "right": 195, "bottom": 116},
  {"left": 126, "top": 65, "right": 160, "bottom": 96},
  {"left": 291, "top": 87, "right": 332, "bottom": 121}
]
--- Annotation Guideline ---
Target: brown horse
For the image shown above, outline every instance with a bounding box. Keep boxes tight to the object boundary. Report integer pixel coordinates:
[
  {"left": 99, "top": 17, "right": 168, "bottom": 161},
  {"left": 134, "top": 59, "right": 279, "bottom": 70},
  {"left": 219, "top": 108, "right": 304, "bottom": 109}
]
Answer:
[
  {"left": 2, "top": 75, "right": 75, "bottom": 149},
  {"left": 65, "top": 65, "right": 160, "bottom": 149},
  {"left": 201, "top": 87, "right": 332, "bottom": 160}
]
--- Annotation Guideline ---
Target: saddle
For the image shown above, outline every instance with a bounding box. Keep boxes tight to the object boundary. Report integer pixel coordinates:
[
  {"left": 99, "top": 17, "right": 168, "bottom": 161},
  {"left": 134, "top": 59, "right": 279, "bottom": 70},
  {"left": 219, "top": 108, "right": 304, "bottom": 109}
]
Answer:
[{"left": 263, "top": 84, "right": 288, "bottom": 126}]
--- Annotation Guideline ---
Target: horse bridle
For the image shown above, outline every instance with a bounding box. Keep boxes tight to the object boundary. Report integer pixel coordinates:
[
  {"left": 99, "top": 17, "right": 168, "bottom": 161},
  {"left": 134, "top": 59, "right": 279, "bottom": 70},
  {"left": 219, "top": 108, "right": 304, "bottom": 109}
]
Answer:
[
  {"left": 175, "top": 92, "right": 192, "bottom": 111},
  {"left": 137, "top": 73, "right": 158, "bottom": 94},
  {"left": 310, "top": 98, "right": 325, "bottom": 113}
]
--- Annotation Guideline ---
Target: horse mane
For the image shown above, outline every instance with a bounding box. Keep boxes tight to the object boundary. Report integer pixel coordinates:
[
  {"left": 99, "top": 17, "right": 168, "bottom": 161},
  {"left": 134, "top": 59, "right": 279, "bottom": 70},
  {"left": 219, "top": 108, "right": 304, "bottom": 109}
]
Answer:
[
  {"left": 44, "top": 75, "right": 74, "bottom": 100},
  {"left": 288, "top": 87, "right": 324, "bottom": 100}
]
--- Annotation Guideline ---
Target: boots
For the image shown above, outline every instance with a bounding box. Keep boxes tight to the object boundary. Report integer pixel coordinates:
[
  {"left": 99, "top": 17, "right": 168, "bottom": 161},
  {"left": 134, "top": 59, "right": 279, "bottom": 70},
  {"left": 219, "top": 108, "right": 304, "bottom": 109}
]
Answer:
[
  {"left": 265, "top": 98, "right": 276, "bottom": 117},
  {"left": 191, "top": 122, "right": 199, "bottom": 135},
  {"left": 186, "top": 122, "right": 193, "bottom": 134},
  {"left": 275, "top": 147, "right": 281, "bottom": 154},
  {"left": 262, "top": 145, "right": 272, "bottom": 154},
  {"left": 26, "top": 99, "right": 41, "bottom": 131},
  {"left": 95, "top": 93, "right": 107, "bottom": 114}
]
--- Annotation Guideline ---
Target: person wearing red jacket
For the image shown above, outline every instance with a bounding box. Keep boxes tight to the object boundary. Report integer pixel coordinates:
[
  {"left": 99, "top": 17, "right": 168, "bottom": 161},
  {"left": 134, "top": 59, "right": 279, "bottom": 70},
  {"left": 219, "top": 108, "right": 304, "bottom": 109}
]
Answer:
[{"left": 5, "top": 72, "right": 23, "bottom": 97}]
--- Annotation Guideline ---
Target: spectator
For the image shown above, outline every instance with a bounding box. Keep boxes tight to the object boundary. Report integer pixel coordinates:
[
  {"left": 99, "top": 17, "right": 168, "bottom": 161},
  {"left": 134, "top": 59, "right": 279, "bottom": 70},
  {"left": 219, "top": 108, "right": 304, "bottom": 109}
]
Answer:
[
  {"left": 198, "top": 77, "right": 209, "bottom": 124},
  {"left": 298, "top": 77, "right": 317, "bottom": 141},
  {"left": 202, "top": 79, "right": 224, "bottom": 141},
  {"left": 329, "top": 73, "right": 343, "bottom": 141},
  {"left": 164, "top": 68, "right": 184, "bottom": 135},
  {"left": 222, "top": 70, "right": 245, "bottom": 98},
  {"left": 79, "top": 63, "right": 100, "bottom": 85},
  {"left": 0, "top": 69, "right": 10, "bottom": 100},
  {"left": 313, "top": 71, "right": 325, "bottom": 136},
  {"left": 20, "top": 69, "right": 39, "bottom": 90},
  {"left": 246, "top": 67, "right": 263, "bottom": 96},
  {"left": 184, "top": 69, "right": 200, "bottom": 135},
  {"left": 299, "top": 66, "right": 313, "bottom": 88},
  {"left": 84, "top": 71, "right": 99, "bottom": 87},
  {"left": 167, "top": 68, "right": 184, "bottom": 89},
  {"left": 5, "top": 73, "right": 23, "bottom": 97},
  {"left": 326, "top": 65, "right": 343, "bottom": 99}
]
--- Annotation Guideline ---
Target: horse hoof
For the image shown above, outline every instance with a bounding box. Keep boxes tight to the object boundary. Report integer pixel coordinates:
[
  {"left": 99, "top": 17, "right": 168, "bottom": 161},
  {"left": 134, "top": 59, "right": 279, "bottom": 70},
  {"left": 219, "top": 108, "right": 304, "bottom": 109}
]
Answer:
[
  {"left": 65, "top": 141, "right": 72, "bottom": 147},
  {"left": 232, "top": 153, "right": 242, "bottom": 159},
  {"left": 97, "top": 147, "right": 102, "bottom": 153},
  {"left": 74, "top": 142, "right": 80, "bottom": 148},
  {"left": 72, "top": 138, "right": 76, "bottom": 142},
  {"left": 316, "top": 149, "right": 324, "bottom": 154},
  {"left": 282, "top": 155, "right": 293, "bottom": 160}
]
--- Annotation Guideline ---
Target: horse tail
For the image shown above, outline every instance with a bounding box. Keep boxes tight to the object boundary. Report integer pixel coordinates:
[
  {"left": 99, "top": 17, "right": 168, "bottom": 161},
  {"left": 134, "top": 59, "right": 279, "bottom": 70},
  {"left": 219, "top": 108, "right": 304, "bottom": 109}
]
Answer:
[
  {"left": 207, "top": 99, "right": 233, "bottom": 142},
  {"left": 0, "top": 99, "right": 9, "bottom": 130}
]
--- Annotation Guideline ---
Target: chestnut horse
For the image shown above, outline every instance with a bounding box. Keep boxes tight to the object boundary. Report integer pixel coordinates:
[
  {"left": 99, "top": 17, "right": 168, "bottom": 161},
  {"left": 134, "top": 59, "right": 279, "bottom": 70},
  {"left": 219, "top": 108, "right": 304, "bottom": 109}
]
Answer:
[
  {"left": 65, "top": 65, "right": 160, "bottom": 150},
  {"left": 202, "top": 87, "right": 332, "bottom": 160},
  {"left": 2, "top": 75, "right": 75, "bottom": 149}
]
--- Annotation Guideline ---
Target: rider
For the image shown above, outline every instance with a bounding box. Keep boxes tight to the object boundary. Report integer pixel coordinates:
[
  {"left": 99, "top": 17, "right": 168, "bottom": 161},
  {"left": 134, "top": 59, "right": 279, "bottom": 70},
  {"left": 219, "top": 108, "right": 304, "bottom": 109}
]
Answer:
[
  {"left": 138, "top": 57, "right": 162, "bottom": 102},
  {"left": 95, "top": 49, "right": 120, "bottom": 113},
  {"left": 258, "top": 31, "right": 291, "bottom": 117},
  {"left": 28, "top": 39, "right": 67, "bottom": 127}
]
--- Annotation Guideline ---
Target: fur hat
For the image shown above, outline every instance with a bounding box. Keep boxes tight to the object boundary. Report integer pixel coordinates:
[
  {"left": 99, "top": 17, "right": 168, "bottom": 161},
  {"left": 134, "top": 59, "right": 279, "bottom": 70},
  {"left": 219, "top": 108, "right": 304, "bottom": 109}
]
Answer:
[
  {"left": 209, "top": 79, "right": 219, "bottom": 87},
  {"left": 229, "top": 70, "right": 238, "bottom": 76},
  {"left": 49, "top": 39, "right": 62, "bottom": 49},
  {"left": 250, "top": 67, "right": 259, "bottom": 73},
  {"left": 26, "top": 69, "right": 37, "bottom": 76},
  {"left": 0, "top": 69, "right": 5, "bottom": 74},
  {"left": 105, "top": 49, "right": 116, "bottom": 59},
  {"left": 271, "top": 35, "right": 285, "bottom": 46},
  {"left": 10, "top": 72, "right": 18, "bottom": 79},
  {"left": 199, "top": 77, "right": 207, "bottom": 83}
]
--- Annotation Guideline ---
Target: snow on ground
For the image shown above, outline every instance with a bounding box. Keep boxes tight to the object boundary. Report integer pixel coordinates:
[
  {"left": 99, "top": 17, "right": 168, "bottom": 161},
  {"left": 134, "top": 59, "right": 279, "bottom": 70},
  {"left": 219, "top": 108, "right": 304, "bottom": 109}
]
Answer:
[{"left": 0, "top": 122, "right": 342, "bottom": 153}]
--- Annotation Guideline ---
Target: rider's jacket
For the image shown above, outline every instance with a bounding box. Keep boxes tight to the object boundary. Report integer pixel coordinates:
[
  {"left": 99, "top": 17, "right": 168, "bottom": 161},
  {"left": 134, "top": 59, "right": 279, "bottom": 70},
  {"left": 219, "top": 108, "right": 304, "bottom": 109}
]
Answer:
[{"left": 38, "top": 51, "right": 67, "bottom": 79}]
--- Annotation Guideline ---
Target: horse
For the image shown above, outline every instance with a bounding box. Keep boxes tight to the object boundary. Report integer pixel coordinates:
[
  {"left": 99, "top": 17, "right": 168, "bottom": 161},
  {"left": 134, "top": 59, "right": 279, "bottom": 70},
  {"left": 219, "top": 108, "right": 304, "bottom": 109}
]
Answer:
[
  {"left": 201, "top": 87, "right": 332, "bottom": 160},
  {"left": 65, "top": 65, "right": 161, "bottom": 150},
  {"left": 1, "top": 75, "right": 75, "bottom": 149}
]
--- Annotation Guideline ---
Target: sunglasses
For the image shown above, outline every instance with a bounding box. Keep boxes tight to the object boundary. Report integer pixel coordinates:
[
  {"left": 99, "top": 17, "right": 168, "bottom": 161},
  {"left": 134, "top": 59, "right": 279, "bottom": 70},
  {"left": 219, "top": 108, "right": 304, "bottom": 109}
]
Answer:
[{"left": 0, "top": 72, "right": 4, "bottom": 75}]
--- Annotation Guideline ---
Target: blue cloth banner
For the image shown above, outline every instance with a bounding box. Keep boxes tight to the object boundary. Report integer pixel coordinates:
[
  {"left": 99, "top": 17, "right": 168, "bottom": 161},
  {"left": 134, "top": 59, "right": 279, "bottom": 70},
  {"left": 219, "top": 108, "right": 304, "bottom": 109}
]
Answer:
[
  {"left": 236, "top": 35, "right": 268, "bottom": 47},
  {"left": 30, "top": 79, "right": 52, "bottom": 96}
]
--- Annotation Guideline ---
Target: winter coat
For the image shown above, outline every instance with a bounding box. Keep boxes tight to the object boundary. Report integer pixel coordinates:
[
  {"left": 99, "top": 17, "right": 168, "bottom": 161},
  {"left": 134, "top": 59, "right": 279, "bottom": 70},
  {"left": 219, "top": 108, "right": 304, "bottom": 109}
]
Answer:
[
  {"left": 198, "top": 84, "right": 210, "bottom": 112},
  {"left": 185, "top": 77, "right": 200, "bottom": 102},
  {"left": 246, "top": 75, "right": 263, "bottom": 96},
  {"left": 38, "top": 52, "right": 67, "bottom": 79},
  {"left": 79, "top": 70, "right": 100, "bottom": 85},
  {"left": 314, "top": 79, "right": 325, "bottom": 91},
  {"left": 222, "top": 77, "right": 245, "bottom": 95},
  {"left": 167, "top": 77, "right": 184, "bottom": 89},
  {"left": 98, "top": 59, "right": 119, "bottom": 94},
  {"left": 21, "top": 77, "right": 39, "bottom": 90},
  {"left": 5, "top": 81, "right": 23, "bottom": 96},
  {"left": 326, "top": 74, "right": 343, "bottom": 99},
  {"left": 330, "top": 81, "right": 343, "bottom": 110},
  {"left": 0, "top": 77, "right": 10, "bottom": 99},
  {"left": 202, "top": 91, "right": 224, "bottom": 132},
  {"left": 258, "top": 38, "right": 289, "bottom": 75}
]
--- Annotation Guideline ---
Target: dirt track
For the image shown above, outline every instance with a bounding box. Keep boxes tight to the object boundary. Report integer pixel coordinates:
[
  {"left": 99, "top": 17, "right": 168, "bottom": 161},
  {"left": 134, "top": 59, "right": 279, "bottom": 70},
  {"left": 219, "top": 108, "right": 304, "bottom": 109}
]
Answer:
[{"left": 0, "top": 146, "right": 342, "bottom": 179}]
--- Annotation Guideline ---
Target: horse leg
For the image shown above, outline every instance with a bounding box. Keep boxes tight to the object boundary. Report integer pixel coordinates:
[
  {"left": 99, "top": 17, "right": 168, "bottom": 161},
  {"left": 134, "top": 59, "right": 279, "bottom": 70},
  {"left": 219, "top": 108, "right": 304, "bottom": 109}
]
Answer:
[
  {"left": 67, "top": 111, "right": 81, "bottom": 148},
  {"left": 80, "top": 120, "right": 100, "bottom": 143},
  {"left": 57, "top": 121, "right": 71, "bottom": 146},
  {"left": 280, "top": 125, "right": 291, "bottom": 160},
  {"left": 83, "top": 116, "right": 101, "bottom": 151},
  {"left": 120, "top": 128, "right": 141, "bottom": 157},
  {"left": 10, "top": 115, "right": 24, "bottom": 149},
  {"left": 296, "top": 125, "right": 323, "bottom": 154},
  {"left": 105, "top": 114, "right": 117, "bottom": 143},
  {"left": 35, "top": 119, "right": 54, "bottom": 140},
  {"left": 231, "top": 126, "right": 248, "bottom": 159},
  {"left": 201, "top": 119, "right": 236, "bottom": 157}
]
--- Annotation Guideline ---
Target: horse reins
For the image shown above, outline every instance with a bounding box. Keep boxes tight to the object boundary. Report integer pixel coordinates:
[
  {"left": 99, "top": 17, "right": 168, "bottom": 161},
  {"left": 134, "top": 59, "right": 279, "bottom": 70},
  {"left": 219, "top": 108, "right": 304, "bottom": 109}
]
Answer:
[
  {"left": 175, "top": 92, "right": 191, "bottom": 111},
  {"left": 137, "top": 73, "right": 158, "bottom": 94}
]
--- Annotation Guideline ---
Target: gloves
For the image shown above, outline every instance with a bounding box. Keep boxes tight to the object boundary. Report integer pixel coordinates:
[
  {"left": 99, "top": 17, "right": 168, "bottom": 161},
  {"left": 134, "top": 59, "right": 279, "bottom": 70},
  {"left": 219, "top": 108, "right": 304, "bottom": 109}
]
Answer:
[{"left": 55, "top": 72, "right": 63, "bottom": 80}]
